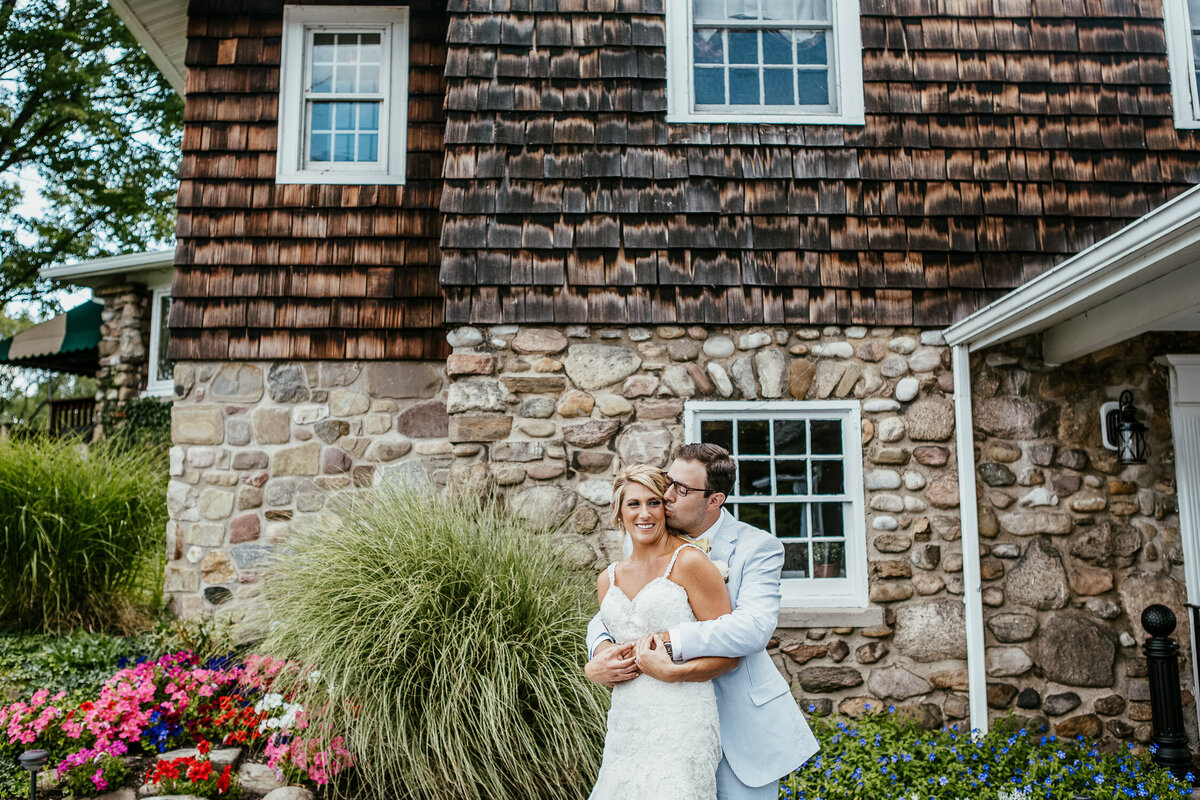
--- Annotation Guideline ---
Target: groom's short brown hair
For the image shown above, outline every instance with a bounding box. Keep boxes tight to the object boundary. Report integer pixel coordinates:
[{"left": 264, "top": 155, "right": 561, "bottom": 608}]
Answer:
[{"left": 674, "top": 443, "right": 735, "bottom": 498}]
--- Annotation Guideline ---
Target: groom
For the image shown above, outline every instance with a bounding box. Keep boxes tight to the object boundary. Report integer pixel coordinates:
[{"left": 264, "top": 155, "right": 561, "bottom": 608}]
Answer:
[{"left": 585, "top": 442, "right": 819, "bottom": 799}]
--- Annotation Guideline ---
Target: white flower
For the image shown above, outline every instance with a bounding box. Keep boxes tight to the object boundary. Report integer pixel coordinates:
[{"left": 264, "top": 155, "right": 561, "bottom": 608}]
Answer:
[{"left": 711, "top": 559, "right": 730, "bottom": 582}]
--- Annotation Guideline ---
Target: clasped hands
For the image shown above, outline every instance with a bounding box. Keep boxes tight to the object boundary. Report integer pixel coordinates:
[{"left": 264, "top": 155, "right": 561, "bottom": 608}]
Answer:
[{"left": 585, "top": 634, "right": 675, "bottom": 687}]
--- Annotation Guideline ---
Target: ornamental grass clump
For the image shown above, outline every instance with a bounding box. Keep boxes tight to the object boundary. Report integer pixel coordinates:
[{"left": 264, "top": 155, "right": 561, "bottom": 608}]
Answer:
[
  {"left": 258, "top": 483, "right": 609, "bottom": 800},
  {"left": 0, "top": 435, "right": 167, "bottom": 632},
  {"left": 782, "top": 706, "right": 1193, "bottom": 799}
]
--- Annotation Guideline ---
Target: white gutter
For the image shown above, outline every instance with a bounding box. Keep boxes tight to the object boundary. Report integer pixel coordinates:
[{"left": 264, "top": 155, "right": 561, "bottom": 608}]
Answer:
[
  {"left": 952, "top": 343, "right": 989, "bottom": 734},
  {"left": 944, "top": 181, "right": 1200, "bottom": 354},
  {"left": 40, "top": 248, "right": 175, "bottom": 283}
]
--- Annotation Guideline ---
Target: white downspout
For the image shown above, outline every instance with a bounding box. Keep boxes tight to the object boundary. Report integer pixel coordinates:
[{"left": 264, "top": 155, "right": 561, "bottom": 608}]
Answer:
[{"left": 951, "top": 343, "right": 989, "bottom": 734}]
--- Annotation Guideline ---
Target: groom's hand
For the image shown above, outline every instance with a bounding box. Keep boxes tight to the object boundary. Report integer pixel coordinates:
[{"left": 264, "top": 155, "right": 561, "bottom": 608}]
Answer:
[
  {"left": 585, "top": 641, "right": 639, "bottom": 688},
  {"left": 633, "top": 634, "right": 678, "bottom": 683}
]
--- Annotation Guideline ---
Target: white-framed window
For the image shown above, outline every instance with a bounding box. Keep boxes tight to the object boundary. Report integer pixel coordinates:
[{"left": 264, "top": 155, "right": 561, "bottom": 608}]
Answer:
[
  {"left": 146, "top": 285, "right": 174, "bottom": 397},
  {"left": 666, "top": 0, "right": 864, "bottom": 125},
  {"left": 1164, "top": 0, "right": 1200, "bottom": 128},
  {"left": 684, "top": 400, "right": 867, "bottom": 608},
  {"left": 276, "top": 5, "right": 409, "bottom": 184}
]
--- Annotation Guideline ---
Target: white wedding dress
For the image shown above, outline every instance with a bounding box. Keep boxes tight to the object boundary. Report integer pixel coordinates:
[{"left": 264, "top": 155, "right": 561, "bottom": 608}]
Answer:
[{"left": 588, "top": 544, "right": 722, "bottom": 800}]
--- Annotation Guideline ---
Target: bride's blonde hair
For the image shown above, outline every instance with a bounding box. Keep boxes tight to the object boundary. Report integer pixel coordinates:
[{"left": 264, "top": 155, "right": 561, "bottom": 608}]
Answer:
[{"left": 611, "top": 464, "right": 680, "bottom": 546}]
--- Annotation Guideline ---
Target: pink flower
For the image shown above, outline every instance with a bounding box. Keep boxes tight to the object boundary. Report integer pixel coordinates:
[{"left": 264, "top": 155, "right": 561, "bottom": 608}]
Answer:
[{"left": 91, "top": 767, "right": 107, "bottom": 791}]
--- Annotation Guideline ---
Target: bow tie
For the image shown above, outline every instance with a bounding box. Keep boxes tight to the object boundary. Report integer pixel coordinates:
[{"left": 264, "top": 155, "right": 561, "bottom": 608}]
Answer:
[{"left": 685, "top": 532, "right": 713, "bottom": 554}]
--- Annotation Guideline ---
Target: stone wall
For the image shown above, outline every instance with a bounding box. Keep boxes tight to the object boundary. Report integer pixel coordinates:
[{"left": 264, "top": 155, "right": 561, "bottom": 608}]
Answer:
[
  {"left": 971, "top": 333, "right": 1200, "bottom": 747},
  {"left": 94, "top": 283, "right": 151, "bottom": 436},
  {"left": 166, "top": 324, "right": 973, "bottom": 726}
]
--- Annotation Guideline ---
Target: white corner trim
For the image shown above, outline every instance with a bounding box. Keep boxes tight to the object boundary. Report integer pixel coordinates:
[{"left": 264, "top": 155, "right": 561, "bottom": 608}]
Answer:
[
  {"left": 943, "top": 182, "right": 1200, "bottom": 353},
  {"left": 952, "top": 344, "right": 989, "bottom": 735},
  {"left": 1163, "top": 0, "right": 1200, "bottom": 129}
]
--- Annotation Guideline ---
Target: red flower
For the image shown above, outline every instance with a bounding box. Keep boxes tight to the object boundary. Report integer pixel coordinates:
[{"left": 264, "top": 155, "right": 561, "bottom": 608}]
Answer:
[
  {"left": 196, "top": 739, "right": 211, "bottom": 755},
  {"left": 217, "top": 764, "right": 231, "bottom": 794}
]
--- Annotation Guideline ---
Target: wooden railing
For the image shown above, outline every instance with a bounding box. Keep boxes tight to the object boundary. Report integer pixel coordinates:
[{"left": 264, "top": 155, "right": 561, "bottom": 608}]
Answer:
[{"left": 48, "top": 397, "right": 95, "bottom": 437}]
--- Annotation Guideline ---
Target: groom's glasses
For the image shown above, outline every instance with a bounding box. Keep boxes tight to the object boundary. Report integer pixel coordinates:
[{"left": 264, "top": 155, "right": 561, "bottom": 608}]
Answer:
[{"left": 664, "top": 476, "right": 715, "bottom": 498}]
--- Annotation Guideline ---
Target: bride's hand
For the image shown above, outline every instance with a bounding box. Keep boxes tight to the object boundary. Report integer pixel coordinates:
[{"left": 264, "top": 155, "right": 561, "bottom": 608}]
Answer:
[{"left": 633, "top": 634, "right": 678, "bottom": 683}]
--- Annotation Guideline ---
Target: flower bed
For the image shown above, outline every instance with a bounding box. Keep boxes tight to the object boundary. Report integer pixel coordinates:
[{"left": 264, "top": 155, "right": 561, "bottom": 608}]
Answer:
[
  {"left": 783, "top": 705, "right": 1193, "bottom": 799},
  {"left": 0, "top": 651, "right": 352, "bottom": 798}
]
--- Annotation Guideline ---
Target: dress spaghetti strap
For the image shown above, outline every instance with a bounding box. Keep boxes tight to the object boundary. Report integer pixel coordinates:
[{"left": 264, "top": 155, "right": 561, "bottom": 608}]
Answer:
[{"left": 663, "top": 543, "right": 706, "bottom": 579}]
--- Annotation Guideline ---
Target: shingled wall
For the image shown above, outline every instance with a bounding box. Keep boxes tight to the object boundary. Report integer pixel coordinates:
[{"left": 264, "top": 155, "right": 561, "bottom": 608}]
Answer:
[
  {"left": 170, "top": 0, "right": 450, "bottom": 362},
  {"left": 439, "top": 0, "right": 1200, "bottom": 328}
]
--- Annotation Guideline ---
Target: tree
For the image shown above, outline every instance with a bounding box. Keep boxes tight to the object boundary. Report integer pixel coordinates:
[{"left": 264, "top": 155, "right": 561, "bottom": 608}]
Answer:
[{"left": 0, "top": 0, "right": 182, "bottom": 307}]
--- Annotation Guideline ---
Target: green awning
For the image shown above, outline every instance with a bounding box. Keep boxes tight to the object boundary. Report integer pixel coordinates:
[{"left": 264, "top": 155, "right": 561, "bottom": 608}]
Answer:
[{"left": 0, "top": 300, "right": 103, "bottom": 375}]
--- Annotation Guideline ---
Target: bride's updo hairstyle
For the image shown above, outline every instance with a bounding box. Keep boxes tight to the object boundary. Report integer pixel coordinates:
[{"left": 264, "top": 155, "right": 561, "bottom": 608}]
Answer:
[{"left": 610, "top": 464, "right": 672, "bottom": 536}]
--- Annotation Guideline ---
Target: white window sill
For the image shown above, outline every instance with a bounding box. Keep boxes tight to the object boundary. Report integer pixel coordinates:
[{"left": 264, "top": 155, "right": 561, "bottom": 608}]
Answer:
[
  {"left": 667, "top": 111, "right": 865, "bottom": 125},
  {"left": 276, "top": 169, "right": 407, "bottom": 185},
  {"left": 777, "top": 606, "right": 884, "bottom": 629}
]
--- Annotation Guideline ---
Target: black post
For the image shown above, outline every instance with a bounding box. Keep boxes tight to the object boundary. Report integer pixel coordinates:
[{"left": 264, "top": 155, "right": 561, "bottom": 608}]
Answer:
[
  {"left": 1141, "top": 604, "right": 1194, "bottom": 782},
  {"left": 17, "top": 750, "right": 46, "bottom": 800}
]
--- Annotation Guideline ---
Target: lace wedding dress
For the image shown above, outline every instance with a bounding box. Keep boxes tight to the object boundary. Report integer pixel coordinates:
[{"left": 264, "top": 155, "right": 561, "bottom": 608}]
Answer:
[{"left": 588, "top": 544, "right": 721, "bottom": 800}]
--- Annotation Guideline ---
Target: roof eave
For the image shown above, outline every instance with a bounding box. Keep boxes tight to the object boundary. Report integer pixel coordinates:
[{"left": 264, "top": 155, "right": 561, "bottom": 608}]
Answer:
[
  {"left": 41, "top": 248, "right": 175, "bottom": 288},
  {"left": 943, "top": 182, "right": 1200, "bottom": 353},
  {"left": 108, "top": 0, "right": 188, "bottom": 95}
]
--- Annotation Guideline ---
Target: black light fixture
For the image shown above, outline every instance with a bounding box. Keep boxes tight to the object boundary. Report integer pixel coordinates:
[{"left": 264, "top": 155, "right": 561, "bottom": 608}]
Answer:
[
  {"left": 17, "top": 750, "right": 46, "bottom": 800},
  {"left": 1104, "top": 390, "right": 1148, "bottom": 465}
]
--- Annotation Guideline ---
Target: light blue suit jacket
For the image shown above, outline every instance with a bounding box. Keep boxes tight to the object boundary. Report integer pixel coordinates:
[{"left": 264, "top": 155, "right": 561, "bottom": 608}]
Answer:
[{"left": 587, "top": 509, "right": 819, "bottom": 788}]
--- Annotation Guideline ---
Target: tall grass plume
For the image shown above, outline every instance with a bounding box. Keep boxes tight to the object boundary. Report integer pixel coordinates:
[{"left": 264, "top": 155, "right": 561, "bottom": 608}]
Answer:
[
  {"left": 0, "top": 435, "right": 167, "bottom": 632},
  {"left": 259, "top": 482, "right": 608, "bottom": 800}
]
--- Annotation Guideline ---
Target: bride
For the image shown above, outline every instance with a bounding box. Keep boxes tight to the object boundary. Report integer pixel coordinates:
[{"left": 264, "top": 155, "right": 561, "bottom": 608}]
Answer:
[{"left": 588, "top": 464, "right": 738, "bottom": 800}]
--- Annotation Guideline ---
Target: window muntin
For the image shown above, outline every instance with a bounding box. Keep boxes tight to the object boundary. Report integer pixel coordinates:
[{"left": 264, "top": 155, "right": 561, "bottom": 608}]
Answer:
[
  {"left": 667, "top": 0, "right": 863, "bottom": 124},
  {"left": 278, "top": 6, "right": 409, "bottom": 184},
  {"left": 146, "top": 286, "right": 173, "bottom": 397},
  {"left": 684, "top": 401, "right": 867, "bottom": 607}
]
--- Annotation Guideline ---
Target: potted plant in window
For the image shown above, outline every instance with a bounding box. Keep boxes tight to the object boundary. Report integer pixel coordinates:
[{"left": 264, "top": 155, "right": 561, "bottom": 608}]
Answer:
[{"left": 812, "top": 541, "right": 844, "bottom": 578}]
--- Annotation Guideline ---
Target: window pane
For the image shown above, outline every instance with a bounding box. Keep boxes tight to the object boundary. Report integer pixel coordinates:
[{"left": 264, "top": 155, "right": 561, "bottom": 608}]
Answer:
[
  {"left": 729, "top": 31, "right": 759, "bottom": 64},
  {"left": 335, "top": 66, "right": 356, "bottom": 93},
  {"left": 763, "top": 0, "right": 795, "bottom": 20},
  {"left": 694, "top": 29, "right": 725, "bottom": 63},
  {"left": 311, "top": 63, "right": 333, "bottom": 93},
  {"left": 336, "top": 33, "right": 358, "bottom": 60},
  {"left": 775, "top": 502, "right": 808, "bottom": 539},
  {"left": 334, "top": 133, "right": 356, "bottom": 161},
  {"left": 1190, "top": 0, "right": 1200, "bottom": 22},
  {"left": 335, "top": 102, "right": 356, "bottom": 129},
  {"left": 693, "top": 0, "right": 724, "bottom": 19},
  {"left": 736, "top": 503, "right": 770, "bottom": 531},
  {"left": 729, "top": 68, "right": 760, "bottom": 103},
  {"left": 811, "top": 419, "right": 841, "bottom": 454},
  {"left": 156, "top": 295, "right": 173, "bottom": 382},
  {"left": 763, "top": 30, "right": 793, "bottom": 64},
  {"left": 728, "top": 0, "right": 760, "bottom": 18},
  {"left": 796, "top": 0, "right": 828, "bottom": 21},
  {"left": 812, "top": 540, "right": 844, "bottom": 578},
  {"left": 764, "top": 69, "right": 794, "bottom": 104},
  {"left": 781, "top": 542, "right": 809, "bottom": 579},
  {"left": 311, "top": 102, "right": 332, "bottom": 131},
  {"left": 794, "top": 30, "right": 828, "bottom": 65},
  {"left": 812, "top": 460, "right": 843, "bottom": 494},
  {"left": 695, "top": 67, "right": 726, "bottom": 104},
  {"left": 813, "top": 502, "right": 843, "bottom": 537},
  {"left": 359, "top": 103, "right": 380, "bottom": 130},
  {"left": 701, "top": 419, "right": 733, "bottom": 451},
  {"left": 358, "top": 133, "right": 378, "bottom": 161},
  {"left": 737, "top": 419, "right": 769, "bottom": 454},
  {"left": 309, "top": 133, "right": 331, "bottom": 161},
  {"left": 738, "top": 460, "right": 771, "bottom": 496},
  {"left": 359, "top": 64, "right": 381, "bottom": 93},
  {"left": 796, "top": 71, "right": 829, "bottom": 105},
  {"left": 312, "top": 33, "right": 335, "bottom": 63},
  {"left": 773, "top": 419, "right": 806, "bottom": 455},
  {"left": 774, "top": 465, "right": 807, "bottom": 495}
]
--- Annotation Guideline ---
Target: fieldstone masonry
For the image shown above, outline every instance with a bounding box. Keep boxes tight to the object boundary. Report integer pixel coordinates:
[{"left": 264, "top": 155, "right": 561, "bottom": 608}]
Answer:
[
  {"left": 971, "top": 333, "right": 1200, "bottom": 749},
  {"left": 94, "top": 283, "right": 151, "bottom": 436},
  {"left": 166, "top": 325, "right": 1200, "bottom": 748}
]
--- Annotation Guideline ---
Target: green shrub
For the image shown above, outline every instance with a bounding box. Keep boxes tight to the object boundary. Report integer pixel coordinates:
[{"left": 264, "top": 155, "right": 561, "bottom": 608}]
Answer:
[
  {"left": 782, "top": 707, "right": 1192, "bottom": 799},
  {"left": 0, "top": 436, "right": 167, "bottom": 632},
  {"left": 258, "top": 483, "right": 608, "bottom": 800}
]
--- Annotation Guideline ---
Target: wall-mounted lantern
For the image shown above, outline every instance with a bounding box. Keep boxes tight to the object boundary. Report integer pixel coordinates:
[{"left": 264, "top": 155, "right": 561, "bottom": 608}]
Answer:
[{"left": 1101, "top": 390, "right": 1148, "bottom": 465}]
